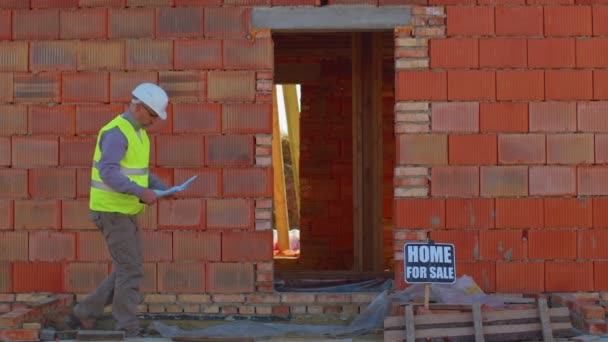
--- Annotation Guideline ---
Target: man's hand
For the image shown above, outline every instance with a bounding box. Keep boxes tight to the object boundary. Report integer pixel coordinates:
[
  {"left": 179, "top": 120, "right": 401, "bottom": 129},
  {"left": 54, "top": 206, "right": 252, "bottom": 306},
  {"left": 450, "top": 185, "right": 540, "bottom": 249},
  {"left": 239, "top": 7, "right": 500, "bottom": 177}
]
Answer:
[{"left": 140, "top": 189, "right": 158, "bottom": 205}]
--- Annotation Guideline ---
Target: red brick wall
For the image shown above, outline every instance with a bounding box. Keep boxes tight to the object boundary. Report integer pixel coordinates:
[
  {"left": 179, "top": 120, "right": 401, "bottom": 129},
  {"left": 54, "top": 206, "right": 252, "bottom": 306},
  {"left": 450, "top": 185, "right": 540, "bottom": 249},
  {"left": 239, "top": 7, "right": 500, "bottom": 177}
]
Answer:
[
  {"left": 394, "top": 4, "right": 608, "bottom": 293},
  {"left": 0, "top": 1, "right": 277, "bottom": 311}
]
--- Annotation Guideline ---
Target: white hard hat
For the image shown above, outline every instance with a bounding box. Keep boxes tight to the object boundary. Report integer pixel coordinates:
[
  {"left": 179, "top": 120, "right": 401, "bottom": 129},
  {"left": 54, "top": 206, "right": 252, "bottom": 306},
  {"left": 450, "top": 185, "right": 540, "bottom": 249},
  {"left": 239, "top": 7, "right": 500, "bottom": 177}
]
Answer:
[{"left": 131, "top": 83, "right": 169, "bottom": 120}]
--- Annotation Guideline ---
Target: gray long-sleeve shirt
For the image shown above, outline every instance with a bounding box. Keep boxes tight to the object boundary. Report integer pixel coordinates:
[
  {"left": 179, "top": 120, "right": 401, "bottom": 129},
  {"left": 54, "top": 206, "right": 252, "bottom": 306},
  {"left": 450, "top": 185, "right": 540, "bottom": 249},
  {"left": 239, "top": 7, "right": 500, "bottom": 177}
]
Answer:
[{"left": 97, "top": 111, "right": 167, "bottom": 197}]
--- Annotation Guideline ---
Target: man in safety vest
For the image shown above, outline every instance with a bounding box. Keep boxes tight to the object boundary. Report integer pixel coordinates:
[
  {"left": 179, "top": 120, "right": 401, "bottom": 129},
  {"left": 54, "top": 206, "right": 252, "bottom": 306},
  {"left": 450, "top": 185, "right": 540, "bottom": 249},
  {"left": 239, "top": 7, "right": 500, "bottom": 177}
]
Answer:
[{"left": 66, "top": 83, "right": 169, "bottom": 337}]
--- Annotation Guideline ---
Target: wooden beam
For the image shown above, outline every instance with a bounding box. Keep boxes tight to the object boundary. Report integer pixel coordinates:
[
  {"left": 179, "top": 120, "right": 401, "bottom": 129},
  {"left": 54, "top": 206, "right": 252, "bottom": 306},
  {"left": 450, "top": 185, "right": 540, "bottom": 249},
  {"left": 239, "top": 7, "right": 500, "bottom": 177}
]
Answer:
[
  {"left": 272, "top": 88, "right": 290, "bottom": 252},
  {"left": 352, "top": 32, "right": 383, "bottom": 272},
  {"left": 282, "top": 85, "right": 301, "bottom": 215}
]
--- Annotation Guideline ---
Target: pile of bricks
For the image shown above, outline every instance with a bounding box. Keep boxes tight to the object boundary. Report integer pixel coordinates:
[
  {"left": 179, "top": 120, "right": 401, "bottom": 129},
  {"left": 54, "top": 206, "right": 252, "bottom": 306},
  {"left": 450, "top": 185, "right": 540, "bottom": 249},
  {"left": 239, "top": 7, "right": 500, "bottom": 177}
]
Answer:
[
  {"left": 0, "top": 294, "right": 73, "bottom": 341},
  {"left": 552, "top": 293, "right": 608, "bottom": 335}
]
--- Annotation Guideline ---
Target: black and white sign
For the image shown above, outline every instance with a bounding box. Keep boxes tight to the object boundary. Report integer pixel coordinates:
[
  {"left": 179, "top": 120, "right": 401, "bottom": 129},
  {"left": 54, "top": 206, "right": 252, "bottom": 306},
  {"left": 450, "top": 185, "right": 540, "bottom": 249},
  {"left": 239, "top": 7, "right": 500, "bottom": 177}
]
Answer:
[{"left": 404, "top": 242, "right": 456, "bottom": 284}]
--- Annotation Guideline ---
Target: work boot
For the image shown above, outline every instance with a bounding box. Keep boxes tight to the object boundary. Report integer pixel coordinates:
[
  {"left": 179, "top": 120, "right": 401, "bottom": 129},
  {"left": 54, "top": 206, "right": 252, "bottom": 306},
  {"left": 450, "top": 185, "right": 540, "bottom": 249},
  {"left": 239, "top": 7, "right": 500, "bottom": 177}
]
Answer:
[{"left": 64, "top": 307, "right": 95, "bottom": 330}]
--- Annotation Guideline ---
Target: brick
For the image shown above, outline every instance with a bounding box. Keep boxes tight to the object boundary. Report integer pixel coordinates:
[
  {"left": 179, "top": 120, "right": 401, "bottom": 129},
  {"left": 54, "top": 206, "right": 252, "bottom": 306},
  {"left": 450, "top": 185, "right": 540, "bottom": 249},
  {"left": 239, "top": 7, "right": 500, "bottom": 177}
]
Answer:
[
  {"left": 0, "top": 105, "right": 27, "bottom": 135},
  {"left": 429, "top": 230, "right": 478, "bottom": 261},
  {"left": 446, "top": 6, "right": 494, "bottom": 36},
  {"left": 579, "top": 229, "right": 608, "bottom": 259},
  {"left": 397, "top": 70, "right": 446, "bottom": 101},
  {"left": 431, "top": 102, "right": 479, "bottom": 133},
  {"left": 206, "top": 263, "right": 254, "bottom": 293},
  {"left": 13, "top": 263, "right": 63, "bottom": 292},
  {"left": 0, "top": 200, "right": 13, "bottom": 229},
  {"left": 448, "top": 134, "right": 498, "bottom": 165},
  {"left": 13, "top": 9, "right": 59, "bottom": 39},
  {"left": 0, "top": 329, "right": 40, "bottom": 341},
  {"left": 32, "top": 0, "right": 78, "bottom": 7},
  {"left": 77, "top": 231, "right": 111, "bottom": 261},
  {"left": 12, "top": 136, "right": 58, "bottom": 167},
  {"left": 109, "top": 8, "right": 154, "bottom": 38},
  {"left": 156, "top": 135, "right": 204, "bottom": 167},
  {"left": 579, "top": 102, "right": 608, "bottom": 132},
  {"left": 174, "top": 40, "right": 221, "bottom": 70},
  {"left": 498, "top": 134, "right": 545, "bottom": 164},
  {"left": 14, "top": 200, "right": 61, "bottom": 230},
  {"left": 173, "top": 231, "right": 220, "bottom": 261},
  {"left": 126, "top": 40, "right": 173, "bottom": 70},
  {"left": 62, "top": 199, "right": 95, "bottom": 230},
  {"left": 60, "top": 8, "right": 106, "bottom": 39},
  {"left": 456, "top": 261, "right": 496, "bottom": 292},
  {"left": 447, "top": 70, "right": 495, "bottom": 101},
  {"left": 156, "top": 7, "right": 203, "bottom": 38},
  {"left": 159, "top": 71, "right": 206, "bottom": 102},
  {"left": 0, "top": 263, "right": 10, "bottom": 292},
  {"left": 29, "top": 168, "right": 76, "bottom": 199},
  {"left": 545, "top": 6, "right": 592, "bottom": 36},
  {"left": 204, "top": 8, "right": 250, "bottom": 38},
  {"left": 222, "top": 231, "right": 272, "bottom": 262},
  {"left": 157, "top": 199, "right": 205, "bottom": 229},
  {"left": 14, "top": 72, "right": 61, "bottom": 102},
  {"left": 141, "top": 231, "right": 172, "bottom": 262},
  {"left": 545, "top": 198, "right": 592, "bottom": 228},
  {"left": 224, "top": 38, "right": 273, "bottom": 70},
  {"left": 29, "top": 231, "right": 76, "bottom": 262},
  {"left": 207, "top": 71, "right": 255, "bottom": 102},
  {"left": 76, "top": 104, "right": 124, "bottom": 135},
  {"left": 479, "top": 230, "right": 527, "bottom": 261},
  {"left": 0, "top": 10, "right": 9, "bottom": 39},
  {"left": 79, "top": 0, "right": 125, "bottom": 6},
  {"left": 28, "top": 105, "right": 76, "bottom": 135},
  {"left": 0, "top": 232, "right": 28, "bottom": 261},
  {"left": 0, "top": 42, "right": 27, "bottom": 71},
  {"left": 579, "top": 166, "right": 608, "bottom": 196},
  {"left": 0, "top": 137, "right": 9, "bottom": 166},
  {"left": 206, "top": 199, "right": 253, "bottom": 229},
  {"left": 0, "top": 73, "right": 11, "bottom": 102},
  {"left": 546, "top": 262, "right": 593, "bottom": 292},
  {"left": 577, "top": 38, "right": 608, "bottom": 68},
  {"left": 479, "top": 102, "right": 528, "bottom": 133},
  {"left": 547, "top": 133, "right": 594, "bottom": 164},
  {"left": 158, "top": 263, "right": 205, "bottom": 293},
  {"left": 127, "top": 0, "right": 173, "bottom": 5},
  {"left": 76, "top": 168, "right": 91, "bottom": 198},
  {"left": 171, "top": 168, "right": 218, "bottom": 198},
  {"left": 595, "top": 262, "right": 608, "bottom": 290},
  {"left": 529, "top": 230, "right": 576, "bottom": 260},
  {"left": 529, "top": 102, "right": 576, "bottom": 132},
  {"left": 395, "top": 198, "right": 445, "bottom": 229},
  {"left": 223, "top": 167, "right": 270, "bottom": 197},
  {"left": 137, "top": 203, "right": 157, "bottom": 230},
  {"left": 529, "top": 166, "right": 576, "bottom": 196},
  {"left": 171, "top": 104, "right": 219, "bottom": 134},
  {"left": 496, "top": 70, "right": 544, "bottom": 101},
  {"left": 430, "top": 166, "right": 479, "bottom": 196},
  {"left": 64, "top": 263, "right": 108, "bottom": 293},
  {"left": 478, "top": 38, "right": 526, "bottom": 68},
  {"left": 429, "top": 38, "right": 478, "bottom": 69},
  {"left": 397, "top": 134, "right": 447, "bottom": 165},
  {"left": 446, "top": 198, "right": 494, "bottom": 229},
  {"left": 496, "top": 262, "right": 544, "bottom": 292},
  {"left": 546, "top": 70, "right": 593, "bottom": 100},
  {"left": 0, "top": 169, "right": 27, "bottom": 199},
  {"left": 30, "top": 41, "right": 79, "bottom": 71},
  {"left": 495, "top": 6, "right": 543, "bottom": 36},
  {"left": 597, "top": 134, "right": 608, "bottom": 164},
  {"left": 59, "top": 136, "right": 96, "bottom": 167},
  {"left": 528, "top": 38, "right": 575, "bottom": 68},
  {"left": 222, "top": 104, "right": 271, "bottom": 134},
  {"left": 110, "top": 72, "right": 157, "bottom": 103},
  {"left": 594, "top": 6, "right": 608, "bottom": 36},
  {"left": 62, "top": 72, "right": 109, "bottom": 103},
  {"left": 79, "top": 40, "right": 124, "bottom": 71},
  {"left": 594, "top": 197, "right": 608, "bottom": 228},
  {"left": 205, "top": 135, "right": 253, "bottom": 166},
  {"left": 481, "top": 166, "right": 528, "bottom": 197},
  {"left": 595, "top": 70, "right": 608, "bottom": 100}
]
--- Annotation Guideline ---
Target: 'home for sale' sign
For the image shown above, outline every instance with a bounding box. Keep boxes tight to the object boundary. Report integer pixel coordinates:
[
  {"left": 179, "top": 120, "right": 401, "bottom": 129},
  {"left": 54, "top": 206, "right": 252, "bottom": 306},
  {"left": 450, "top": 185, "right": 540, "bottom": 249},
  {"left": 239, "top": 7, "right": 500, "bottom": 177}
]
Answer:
[{"left": 404, "top": 242, "right": 456, "bottom": 284}]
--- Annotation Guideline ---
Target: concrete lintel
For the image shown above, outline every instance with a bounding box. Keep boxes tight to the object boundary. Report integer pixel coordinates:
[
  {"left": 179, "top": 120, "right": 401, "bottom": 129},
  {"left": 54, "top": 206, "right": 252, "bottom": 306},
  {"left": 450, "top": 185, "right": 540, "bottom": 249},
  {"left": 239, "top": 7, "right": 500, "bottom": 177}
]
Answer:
[{"left": 252, "top": 6, "right": 411, "bottom": 31}]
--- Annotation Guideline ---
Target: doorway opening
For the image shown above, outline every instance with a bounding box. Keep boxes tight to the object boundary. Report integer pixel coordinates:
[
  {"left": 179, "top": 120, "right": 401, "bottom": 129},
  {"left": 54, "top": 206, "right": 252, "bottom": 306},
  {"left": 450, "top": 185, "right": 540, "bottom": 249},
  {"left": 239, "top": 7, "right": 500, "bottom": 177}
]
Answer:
[{"left": 271, "top": 32, "right": 396, "bottom": 290}]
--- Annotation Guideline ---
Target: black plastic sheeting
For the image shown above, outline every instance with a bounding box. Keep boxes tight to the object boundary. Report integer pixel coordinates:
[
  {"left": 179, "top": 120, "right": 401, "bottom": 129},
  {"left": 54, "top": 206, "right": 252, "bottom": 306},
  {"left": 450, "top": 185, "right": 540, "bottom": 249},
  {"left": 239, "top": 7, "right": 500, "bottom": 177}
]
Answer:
[{"left": 274, "top": 278, "right": 394, "bottom": 292}]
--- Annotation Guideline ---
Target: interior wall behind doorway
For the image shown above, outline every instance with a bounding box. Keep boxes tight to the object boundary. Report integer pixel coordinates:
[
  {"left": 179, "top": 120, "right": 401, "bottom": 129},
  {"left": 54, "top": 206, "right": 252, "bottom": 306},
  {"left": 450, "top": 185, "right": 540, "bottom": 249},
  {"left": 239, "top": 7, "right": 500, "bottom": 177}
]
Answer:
[{"left": 276, "top": 53, "right": 395, "bottom": 272}]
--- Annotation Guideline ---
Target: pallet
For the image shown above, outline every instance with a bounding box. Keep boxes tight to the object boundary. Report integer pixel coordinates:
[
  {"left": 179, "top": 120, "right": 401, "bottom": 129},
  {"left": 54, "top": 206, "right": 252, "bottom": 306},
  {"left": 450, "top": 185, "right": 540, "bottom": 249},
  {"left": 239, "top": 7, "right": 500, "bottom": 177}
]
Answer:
[{"left": 384, "top": 298, "right": 575, "bottom": 342}]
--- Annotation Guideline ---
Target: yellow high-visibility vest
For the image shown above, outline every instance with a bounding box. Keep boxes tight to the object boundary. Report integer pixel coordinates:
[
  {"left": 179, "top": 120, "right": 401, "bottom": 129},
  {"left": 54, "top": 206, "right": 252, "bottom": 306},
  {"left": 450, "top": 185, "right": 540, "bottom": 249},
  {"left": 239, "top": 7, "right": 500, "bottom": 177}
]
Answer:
[{"left": 90, "top": 115, "right": 150, "bottom": 215}]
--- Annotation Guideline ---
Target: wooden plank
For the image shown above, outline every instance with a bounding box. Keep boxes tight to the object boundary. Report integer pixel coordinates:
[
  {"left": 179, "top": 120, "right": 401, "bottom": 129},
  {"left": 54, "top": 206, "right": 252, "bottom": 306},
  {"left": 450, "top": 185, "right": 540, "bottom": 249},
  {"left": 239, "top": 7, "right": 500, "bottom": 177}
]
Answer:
[
  {"left": 272, "top": 88, "right": 290, "bottom": 252},
  {"left": 172, "top": 338, "right": 255, "bottom": 342},
  {"left": 537, "top": 298, "right": 554, "bottom": 342},
  {"left": 405, "top": 305, "right": 415, "bottom": 342},
  {"left": 352, "top": 32, "right": 363, "bottom": 273},
  {"left": 77, "top": 330, "right": 125, "bottom": 341},
  {"left": 416, "top": 322, "right": 572, "bottom": 339},
  {"left": 282, "top": 84, "right": 301, "bottom": 215},
  {"left": 472, "top": 303, "right": 486, "bottom": 342}
]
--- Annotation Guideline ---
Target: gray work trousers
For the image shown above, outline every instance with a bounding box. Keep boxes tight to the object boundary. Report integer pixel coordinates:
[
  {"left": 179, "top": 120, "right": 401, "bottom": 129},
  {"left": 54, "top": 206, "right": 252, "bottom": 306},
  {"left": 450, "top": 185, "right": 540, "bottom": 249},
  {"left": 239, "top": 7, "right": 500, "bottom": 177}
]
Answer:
[{"left": 74, "top": 211, "right": 143, "bottom": 336}]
